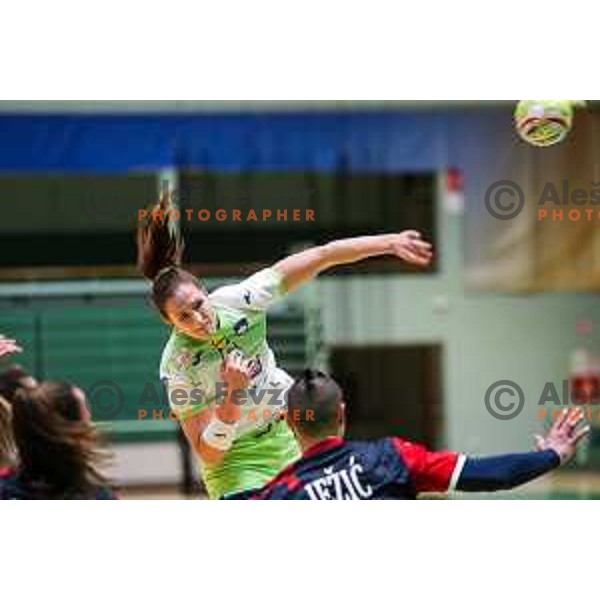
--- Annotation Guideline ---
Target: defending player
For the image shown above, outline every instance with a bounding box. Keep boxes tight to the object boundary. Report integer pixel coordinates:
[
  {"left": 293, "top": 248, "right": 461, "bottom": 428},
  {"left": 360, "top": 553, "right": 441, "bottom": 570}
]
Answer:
[
  {"left": 236, "top": 370, "right": 589, "bottom": 499},
  {"left": 1, "top": 382, "right": 117, "bottom": 500},
  {"left": 137, "top": 195, "right": 432, "bottom": 499},
  {"left": 0, "top": 335, "right": 25, "bottom": 473}
]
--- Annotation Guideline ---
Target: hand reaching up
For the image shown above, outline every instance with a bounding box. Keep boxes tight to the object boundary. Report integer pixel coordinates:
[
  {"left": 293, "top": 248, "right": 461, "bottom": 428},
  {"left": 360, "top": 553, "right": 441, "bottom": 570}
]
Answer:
[
  {"left": 534, "top": 407, "right": 590, "bottom": 464},
  {"left": 0, "top": 336, "right": 22, "bottom": 360}
]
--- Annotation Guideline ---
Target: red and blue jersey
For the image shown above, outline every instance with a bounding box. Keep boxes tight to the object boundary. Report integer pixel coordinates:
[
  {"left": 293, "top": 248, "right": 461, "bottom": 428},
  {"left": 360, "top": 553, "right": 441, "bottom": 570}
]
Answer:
[{"left": 246, "top": 436, "right": 463, "bottom": 500}]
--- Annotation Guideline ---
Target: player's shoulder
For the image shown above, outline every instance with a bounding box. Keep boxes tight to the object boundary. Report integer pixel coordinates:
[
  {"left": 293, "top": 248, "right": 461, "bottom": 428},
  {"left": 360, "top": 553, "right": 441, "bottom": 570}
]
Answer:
[
  {"left": 209, "top": 275, "right": 265, "bottom": 310},
  {"left": 343, "top": 437, "right": 397, "bottom": 456},
  {"left": 346, "top": 438, "right": 392, "bottom": 450},
  {"left": 251, "top": 460, "right": 304, "bottom": 499},
  {"left": 381, "top": 437, "right": 448, "bottom": 475},
  {"left": 93, "top": 485, "right": 119, "bottom": 500},
  {"left": 209, "top": 283, "right": 249, "bottom": 312},
  {"left": 331, "top": 438, "right": 425, "bottom": 478},
  {"left": 0, "top": 471, "right": 36, "bottom": 499},
  {"left": 210, "top": 267, "right": 284, "bottom": 311},
  {"left": 0, "top": 478, "right": 18, "bottom": 499},
  {"left": 335, "top": 438, "right": 401, "bottom": 469},
  {"left": 384, "top": 436, "right": 426, "bottom": 459},
  {"left": 159, "top": 329, "right": 178, "bottom": 375},
  {"left": 0, "top": 467, "right": 15, "bottom": 499}
]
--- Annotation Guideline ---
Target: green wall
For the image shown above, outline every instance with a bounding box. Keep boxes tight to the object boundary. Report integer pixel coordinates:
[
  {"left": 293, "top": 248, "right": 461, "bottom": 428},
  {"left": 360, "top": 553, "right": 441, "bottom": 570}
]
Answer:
[{"left": 316, "top": 187, "right": 600, "bottom": 455}]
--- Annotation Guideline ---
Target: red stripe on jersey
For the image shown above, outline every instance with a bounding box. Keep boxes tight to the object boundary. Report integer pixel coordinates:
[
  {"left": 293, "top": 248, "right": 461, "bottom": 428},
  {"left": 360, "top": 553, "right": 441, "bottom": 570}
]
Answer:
[
  {"left": 256, "top": 437, "right": 345, "bottom": 498},
  {"left": 276, "top": 471, "right": 302, "bottom": 493},
  {"left": 301, "top": 436, "right": 344, "bottom": 459},
  {"left": 254, "top": 462, "right": 302, "bottom": 498},
  {"left": 391, "top": 437, "right": 459, "bottom": 493}
]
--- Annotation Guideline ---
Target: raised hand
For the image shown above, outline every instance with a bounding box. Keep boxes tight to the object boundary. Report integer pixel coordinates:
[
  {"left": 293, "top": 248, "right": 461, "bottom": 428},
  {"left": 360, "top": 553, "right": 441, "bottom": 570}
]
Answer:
[
  {"left": 389, "top": 230, "right": 433, "bottom": 267},
  {"left": 534, "top": 407, "right": 590, "bottom": 464},
  {"left": 0, "top": 336, "right": 22, "bottom": 360},
  {"left": 220, "top": 351, "right": 253, "bottom": 392}
]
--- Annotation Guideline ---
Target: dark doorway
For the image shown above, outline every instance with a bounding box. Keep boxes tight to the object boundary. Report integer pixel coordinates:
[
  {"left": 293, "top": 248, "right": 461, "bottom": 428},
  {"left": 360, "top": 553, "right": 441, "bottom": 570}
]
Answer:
[{"left": 329, "top": 345, "right": 443, "bottom": 448}]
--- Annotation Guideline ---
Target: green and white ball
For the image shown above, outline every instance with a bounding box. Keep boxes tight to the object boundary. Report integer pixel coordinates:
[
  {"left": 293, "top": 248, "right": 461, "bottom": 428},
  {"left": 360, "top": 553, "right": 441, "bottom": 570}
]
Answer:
[{"left": 514, "top": 100, "right": 579, "bottom": 147}]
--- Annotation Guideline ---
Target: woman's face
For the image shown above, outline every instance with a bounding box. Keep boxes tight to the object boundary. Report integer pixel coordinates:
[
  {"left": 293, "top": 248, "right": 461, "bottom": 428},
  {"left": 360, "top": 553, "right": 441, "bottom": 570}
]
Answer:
[{"left": 164, "top": 282, "right": 217, "bottom": 340}]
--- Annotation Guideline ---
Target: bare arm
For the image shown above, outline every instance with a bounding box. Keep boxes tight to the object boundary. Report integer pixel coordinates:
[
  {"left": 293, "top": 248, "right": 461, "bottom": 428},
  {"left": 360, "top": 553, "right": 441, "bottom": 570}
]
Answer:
[
  {"left": 0, "top": 335, "right": 22, "bottom": 360},
  {"left": 180, "top": 415, "right": 224, "bottom": 466},
  {"left": 181, "top": 353, "right": 251, "bottom": 467},
  {"left": 273, "top": 230, "right": 433, "bottom": 293}
]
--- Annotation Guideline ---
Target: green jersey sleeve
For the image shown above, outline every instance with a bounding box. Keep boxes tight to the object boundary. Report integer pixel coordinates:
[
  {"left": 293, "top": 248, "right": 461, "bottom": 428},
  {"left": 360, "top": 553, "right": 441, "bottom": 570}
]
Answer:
[{"left": 210, "top": 267, "right": 286, "bottom": 312}]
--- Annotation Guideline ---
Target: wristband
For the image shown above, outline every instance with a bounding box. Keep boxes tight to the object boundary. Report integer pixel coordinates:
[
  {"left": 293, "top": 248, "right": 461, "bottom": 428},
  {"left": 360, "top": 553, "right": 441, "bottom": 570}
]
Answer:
[{"left": 202, "top": 417, "right": 237, "bottom": 452}]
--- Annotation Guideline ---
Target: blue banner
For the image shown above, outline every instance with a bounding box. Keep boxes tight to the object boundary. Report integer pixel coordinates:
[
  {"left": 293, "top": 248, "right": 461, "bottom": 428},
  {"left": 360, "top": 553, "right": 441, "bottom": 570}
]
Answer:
[{"left": 0, "top": 109, "right": 512, "bottom": 174}]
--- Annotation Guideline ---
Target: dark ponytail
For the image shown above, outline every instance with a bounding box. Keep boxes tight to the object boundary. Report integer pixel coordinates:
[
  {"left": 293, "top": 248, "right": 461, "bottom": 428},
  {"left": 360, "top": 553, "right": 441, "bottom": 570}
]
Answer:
[
  {"left": 137, "top": 193, "right": 185, "bottom": 280},
  {"left": 137, "top": 194, "right": 200, "bottom": 322}
]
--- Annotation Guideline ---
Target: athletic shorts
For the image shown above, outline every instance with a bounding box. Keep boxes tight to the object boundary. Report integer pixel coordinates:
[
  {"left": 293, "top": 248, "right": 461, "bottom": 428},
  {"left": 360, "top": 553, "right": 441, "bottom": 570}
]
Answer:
[{"left": 202, "top": 418, "right": 300, "bottom": 500}]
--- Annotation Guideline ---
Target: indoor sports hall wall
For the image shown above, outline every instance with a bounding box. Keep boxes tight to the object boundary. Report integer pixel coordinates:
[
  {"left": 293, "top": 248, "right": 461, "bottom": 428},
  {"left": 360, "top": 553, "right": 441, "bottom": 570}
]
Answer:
[{"left": 318, "top": 181, "right": 600, "bottom": 456}]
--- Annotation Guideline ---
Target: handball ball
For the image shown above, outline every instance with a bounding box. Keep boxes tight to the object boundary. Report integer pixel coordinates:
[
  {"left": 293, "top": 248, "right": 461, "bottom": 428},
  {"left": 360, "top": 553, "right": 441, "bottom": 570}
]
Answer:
[{"left": 514, "top": 100, "right": 583, "bottom": 147}]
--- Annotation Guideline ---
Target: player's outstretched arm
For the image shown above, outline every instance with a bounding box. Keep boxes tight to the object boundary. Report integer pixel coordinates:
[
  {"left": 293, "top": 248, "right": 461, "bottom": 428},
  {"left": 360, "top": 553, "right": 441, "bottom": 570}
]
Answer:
[
  {"left": 0, "top": 335, "right": 22, "bottom": 359},
  {"left": 273, "top": 230, "right": 433, "bottom": 293},
  {"left": 180, "top": 353, "right": 250, "bottom": 467},
  {"left": 456, "top": 408, "right": 589, "bottom": 492}
]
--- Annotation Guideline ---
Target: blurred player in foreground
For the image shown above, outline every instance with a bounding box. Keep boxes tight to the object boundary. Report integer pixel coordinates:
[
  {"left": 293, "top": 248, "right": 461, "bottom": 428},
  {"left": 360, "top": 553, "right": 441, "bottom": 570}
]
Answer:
[
  {"left": 0, "top": 335, "right": 22, "bottom": 361},
  {"left": 138, "top": 195, "right": 432, "bottom": 499},
  {"left": 0, "top": 336, "right": 28, "bottom": 471},
  {"left": 0, "top": 338, "right": 116, "bottom": 499},
  {"left": 0, "top": 380, "right": 117, "bottom": 500},
  {"left": 0, "top": 397, "right": 13, "bottom": 471},
  {"left": 229, "top": 370, "right": 589, "bottom": 500}
]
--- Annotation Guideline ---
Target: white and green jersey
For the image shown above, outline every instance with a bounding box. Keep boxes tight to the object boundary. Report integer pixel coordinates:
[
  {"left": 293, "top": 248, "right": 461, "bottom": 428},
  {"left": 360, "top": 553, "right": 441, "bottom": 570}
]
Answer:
[{"left": 159, "top": 267, "right": 300, "bottom": 498}]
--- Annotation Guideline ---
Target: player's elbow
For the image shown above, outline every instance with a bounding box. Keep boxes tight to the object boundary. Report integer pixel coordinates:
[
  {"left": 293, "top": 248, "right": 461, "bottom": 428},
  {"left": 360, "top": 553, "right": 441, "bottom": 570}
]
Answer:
[
  {"left": 318, "top": 241, "right": 339, "bottom": 269},
  {"left": 276, "top": 245, "right": 330, "bottom": 292}
]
